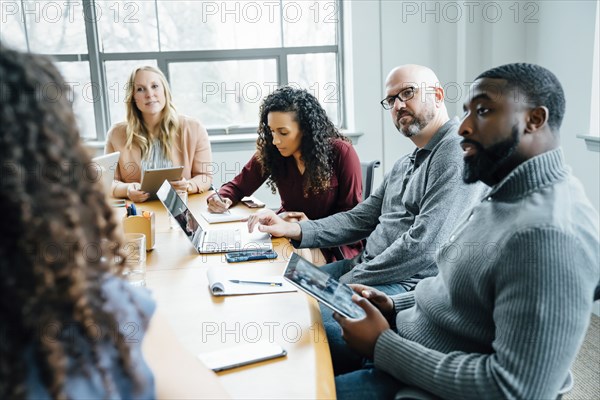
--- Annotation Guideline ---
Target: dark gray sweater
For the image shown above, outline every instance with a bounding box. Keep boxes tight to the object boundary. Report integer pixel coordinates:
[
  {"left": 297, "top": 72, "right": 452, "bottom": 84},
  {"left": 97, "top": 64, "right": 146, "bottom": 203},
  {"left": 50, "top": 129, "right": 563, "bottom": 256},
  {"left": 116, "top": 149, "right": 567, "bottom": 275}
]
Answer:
[
  {"left": 375, "top": 148, "right": 600, "bottom": 399},
  {"left": 298, "top": 118, "right": 487, "bottom": 286}
]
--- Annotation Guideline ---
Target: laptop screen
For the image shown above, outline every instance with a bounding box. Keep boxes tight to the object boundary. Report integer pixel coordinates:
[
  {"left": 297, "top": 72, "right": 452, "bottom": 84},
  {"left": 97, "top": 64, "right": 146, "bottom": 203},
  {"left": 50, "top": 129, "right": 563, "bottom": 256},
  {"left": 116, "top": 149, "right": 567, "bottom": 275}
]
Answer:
[
  {"left": 156, "top": 180, "right": 203, "bottom": 249},
  {"left": 91, "top": 151, "right": 120, "bottom": 196}
]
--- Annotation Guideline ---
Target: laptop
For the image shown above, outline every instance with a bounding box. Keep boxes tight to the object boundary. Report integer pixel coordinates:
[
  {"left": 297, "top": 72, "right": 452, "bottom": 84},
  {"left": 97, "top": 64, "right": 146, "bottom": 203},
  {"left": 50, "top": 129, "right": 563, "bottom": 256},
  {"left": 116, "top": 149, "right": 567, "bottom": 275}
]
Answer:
[
  {"left": 91, "top": 152, "right": 120, "bottom": 196},
  {"left": 156, "top": 180, "right": 273, "bottom": 254}
]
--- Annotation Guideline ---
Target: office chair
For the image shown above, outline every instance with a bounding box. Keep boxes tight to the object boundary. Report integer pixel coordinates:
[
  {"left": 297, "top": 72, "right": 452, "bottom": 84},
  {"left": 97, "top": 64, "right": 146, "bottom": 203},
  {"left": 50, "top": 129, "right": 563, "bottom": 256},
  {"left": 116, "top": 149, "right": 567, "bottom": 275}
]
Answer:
[
  {"left": 330, "top": 160, "right": 381, "bottom": 261},
  {"left": 360, "top": 160, "right": 381, "bottom": 200}
]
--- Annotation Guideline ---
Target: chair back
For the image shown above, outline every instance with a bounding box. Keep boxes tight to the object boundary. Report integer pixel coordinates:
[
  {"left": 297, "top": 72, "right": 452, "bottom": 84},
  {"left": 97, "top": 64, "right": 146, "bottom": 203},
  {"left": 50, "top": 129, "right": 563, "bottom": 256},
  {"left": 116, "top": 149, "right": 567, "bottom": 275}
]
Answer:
[{"left": 361, "top": 160, "right": 381, "bottom": 200}]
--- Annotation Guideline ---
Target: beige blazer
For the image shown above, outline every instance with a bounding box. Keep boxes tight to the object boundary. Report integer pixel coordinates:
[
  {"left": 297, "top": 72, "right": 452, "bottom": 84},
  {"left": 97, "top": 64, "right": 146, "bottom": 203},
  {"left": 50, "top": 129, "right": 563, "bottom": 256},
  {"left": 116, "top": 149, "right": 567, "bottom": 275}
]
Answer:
[{"left": 105, "top": 115, "right": 213, "bottom": 198}]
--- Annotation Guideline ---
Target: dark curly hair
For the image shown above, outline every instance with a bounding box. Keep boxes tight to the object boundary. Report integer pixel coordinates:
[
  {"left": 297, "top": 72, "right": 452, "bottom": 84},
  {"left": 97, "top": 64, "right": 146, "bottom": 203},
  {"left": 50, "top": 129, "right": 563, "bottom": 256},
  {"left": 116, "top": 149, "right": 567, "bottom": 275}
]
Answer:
[
  {"left": 0, "top": 45, "right": 147, "bottom": 398},
  {"left": 476, "top": 63, "right": 565, "bottom": 133},
  {"left": 256, "top": 86, "right": 350, "bottom": 195}
]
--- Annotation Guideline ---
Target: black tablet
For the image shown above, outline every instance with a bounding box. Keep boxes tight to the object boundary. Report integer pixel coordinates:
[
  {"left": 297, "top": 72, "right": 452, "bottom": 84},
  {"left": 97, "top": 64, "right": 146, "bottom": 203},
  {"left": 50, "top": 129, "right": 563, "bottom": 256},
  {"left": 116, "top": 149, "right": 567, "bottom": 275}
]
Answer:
[
  {"left": 140, "top": 166, "right": 184, "bottom": 195},
  {"left": 283, "top": 253, "right": 366, "bottom": 319}
]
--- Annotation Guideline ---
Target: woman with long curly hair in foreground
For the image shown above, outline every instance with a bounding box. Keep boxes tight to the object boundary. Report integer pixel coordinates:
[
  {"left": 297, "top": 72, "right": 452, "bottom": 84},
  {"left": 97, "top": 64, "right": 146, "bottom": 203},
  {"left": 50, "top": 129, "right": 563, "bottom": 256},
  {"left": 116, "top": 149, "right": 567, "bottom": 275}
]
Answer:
[
  {"left": 207, "top": 86, "right": 363, "bottom": 263},
  {"left": 0, "top": 45, "right": 228, "bottom": 399}
]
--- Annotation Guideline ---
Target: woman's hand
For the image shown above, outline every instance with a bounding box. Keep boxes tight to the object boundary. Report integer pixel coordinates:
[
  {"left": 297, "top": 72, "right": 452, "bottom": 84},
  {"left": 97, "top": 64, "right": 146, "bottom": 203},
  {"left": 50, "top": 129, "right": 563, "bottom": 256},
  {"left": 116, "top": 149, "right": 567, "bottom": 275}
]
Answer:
[
  {"left": 207, "top": 195, "right": 233, "bottom": 213},
  {"left": 127, "top": 183, "right": 150, "bottom": 203},
  {"left": 170, "top": 178, "right": 192, "bottom": 193}
]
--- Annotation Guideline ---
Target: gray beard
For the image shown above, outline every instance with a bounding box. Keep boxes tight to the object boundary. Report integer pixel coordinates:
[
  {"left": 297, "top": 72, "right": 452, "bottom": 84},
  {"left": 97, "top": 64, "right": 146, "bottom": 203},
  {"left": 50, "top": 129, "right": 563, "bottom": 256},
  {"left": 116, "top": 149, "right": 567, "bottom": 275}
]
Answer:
[
  {"left": 400, "top": 122, "right": 422, "bottom": 137},
  {"left": 396, "top": 101, "right": 436, "bottom": 137}
]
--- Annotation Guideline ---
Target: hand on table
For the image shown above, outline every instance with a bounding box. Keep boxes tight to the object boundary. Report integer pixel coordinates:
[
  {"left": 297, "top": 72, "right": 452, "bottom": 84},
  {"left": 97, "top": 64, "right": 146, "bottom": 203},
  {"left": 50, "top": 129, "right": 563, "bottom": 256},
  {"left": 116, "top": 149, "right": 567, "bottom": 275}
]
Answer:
[
  {"left": 279, "top": 211, "right": 309, "bottom": 223},
  {"left": 127, "top": 183, "right": 150, "bottom": 203},
  {"left": 246, "top": 209, "right": 302, "bottom": 240}
]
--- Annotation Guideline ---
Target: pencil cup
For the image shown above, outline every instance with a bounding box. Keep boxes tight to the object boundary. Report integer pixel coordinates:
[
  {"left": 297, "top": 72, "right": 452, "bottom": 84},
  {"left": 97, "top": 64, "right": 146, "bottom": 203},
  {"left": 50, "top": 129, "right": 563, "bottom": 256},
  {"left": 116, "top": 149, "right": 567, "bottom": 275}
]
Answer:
[
  {"left": 122, "top": 211, "right": 155, "bottom": 250},
  {"left": 170, "top": 190, "right": 188, "bottom": 229},
  {"left": 122, "top": 233, "right": 146, "bottom": 287}
]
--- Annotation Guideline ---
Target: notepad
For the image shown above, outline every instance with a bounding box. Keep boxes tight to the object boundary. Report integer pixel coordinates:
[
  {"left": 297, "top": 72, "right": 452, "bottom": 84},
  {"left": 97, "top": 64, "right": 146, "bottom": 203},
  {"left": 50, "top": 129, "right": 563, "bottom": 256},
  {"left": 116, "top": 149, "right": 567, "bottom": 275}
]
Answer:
[
  {"left": 200, "top": 210, "right": 247, "bottom": 224},
  {"left": 207, "top": 267, "right": 296, "bottom": 296}
]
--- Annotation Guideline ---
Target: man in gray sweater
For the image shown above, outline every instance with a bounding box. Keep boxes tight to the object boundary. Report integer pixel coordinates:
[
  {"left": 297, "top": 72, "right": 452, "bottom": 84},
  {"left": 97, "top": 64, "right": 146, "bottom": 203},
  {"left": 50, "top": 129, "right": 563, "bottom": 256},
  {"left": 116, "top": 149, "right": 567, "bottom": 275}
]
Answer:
[
  {"left": 248, "top": 64, "right": 486, "bottom": 295},
  {"left": 327, "top": 63, "right": 600, "bottom": 399}
]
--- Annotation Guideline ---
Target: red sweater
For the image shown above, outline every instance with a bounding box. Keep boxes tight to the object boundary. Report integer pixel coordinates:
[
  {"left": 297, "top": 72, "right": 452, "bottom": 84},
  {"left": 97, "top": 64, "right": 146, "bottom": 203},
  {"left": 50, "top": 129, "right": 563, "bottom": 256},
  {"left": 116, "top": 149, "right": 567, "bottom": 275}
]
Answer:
[{"left": 218, "top": 139, "right": 364, "bottom": 262}]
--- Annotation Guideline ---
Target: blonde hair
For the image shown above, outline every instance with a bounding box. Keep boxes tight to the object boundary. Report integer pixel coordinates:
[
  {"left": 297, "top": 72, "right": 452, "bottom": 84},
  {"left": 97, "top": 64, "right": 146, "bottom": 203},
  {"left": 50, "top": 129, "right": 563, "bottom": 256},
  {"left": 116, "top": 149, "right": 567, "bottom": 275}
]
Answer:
[{"left": 124, "top": 66, "right": 179, "bottom": 159}]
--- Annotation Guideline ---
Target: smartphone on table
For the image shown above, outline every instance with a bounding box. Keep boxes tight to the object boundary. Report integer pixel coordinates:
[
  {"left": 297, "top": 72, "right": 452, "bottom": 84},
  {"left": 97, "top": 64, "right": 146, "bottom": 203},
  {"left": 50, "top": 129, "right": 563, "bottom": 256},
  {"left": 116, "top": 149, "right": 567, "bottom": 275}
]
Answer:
[
  {"left": 241, "top": 196, "right": 266, "bottom": 208},
  {"left": 225, "top": 249, "right": 278, "bottom": 263}
]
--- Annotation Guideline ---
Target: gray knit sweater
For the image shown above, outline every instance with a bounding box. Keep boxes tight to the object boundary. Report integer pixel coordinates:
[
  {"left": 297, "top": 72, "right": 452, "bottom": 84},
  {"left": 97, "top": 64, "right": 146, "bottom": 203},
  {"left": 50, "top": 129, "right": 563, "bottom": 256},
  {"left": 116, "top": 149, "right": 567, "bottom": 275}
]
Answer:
[
  {"left": 375, "top": 148, "right": 600, "bottom": 399},
  {"left": 297, "top": 118, "right": 487, "bottom": 286}
]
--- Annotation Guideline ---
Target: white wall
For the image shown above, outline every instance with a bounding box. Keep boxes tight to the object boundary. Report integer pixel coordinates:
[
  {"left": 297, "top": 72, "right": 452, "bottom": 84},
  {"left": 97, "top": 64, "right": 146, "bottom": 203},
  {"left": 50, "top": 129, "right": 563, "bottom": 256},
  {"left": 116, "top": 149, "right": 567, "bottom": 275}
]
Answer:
[
  {"left": 210, "top": 144, "right": 278, "bottom": 207},
  {"left": 344, "top": 0, "right": 599, "bottom": 314}
]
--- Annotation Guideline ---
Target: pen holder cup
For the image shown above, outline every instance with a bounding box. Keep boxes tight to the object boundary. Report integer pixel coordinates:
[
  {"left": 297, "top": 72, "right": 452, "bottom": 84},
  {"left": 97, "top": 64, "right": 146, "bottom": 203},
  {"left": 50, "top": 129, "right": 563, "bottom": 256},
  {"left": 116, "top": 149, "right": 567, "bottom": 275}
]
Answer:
[{"left": 123, "top": 213, "right": 155, "bottom": 251}]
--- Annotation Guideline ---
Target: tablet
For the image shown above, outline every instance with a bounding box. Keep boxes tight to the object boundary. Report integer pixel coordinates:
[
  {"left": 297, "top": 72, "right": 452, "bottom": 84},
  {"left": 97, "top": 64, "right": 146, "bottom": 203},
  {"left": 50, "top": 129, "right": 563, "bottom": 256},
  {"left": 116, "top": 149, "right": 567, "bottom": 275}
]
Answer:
[
  {"left": 283, "top": 253, "right": 366, "bottom": 319},
  {"left": 140, "top": 166, "right": 184, "bottom": 195}
]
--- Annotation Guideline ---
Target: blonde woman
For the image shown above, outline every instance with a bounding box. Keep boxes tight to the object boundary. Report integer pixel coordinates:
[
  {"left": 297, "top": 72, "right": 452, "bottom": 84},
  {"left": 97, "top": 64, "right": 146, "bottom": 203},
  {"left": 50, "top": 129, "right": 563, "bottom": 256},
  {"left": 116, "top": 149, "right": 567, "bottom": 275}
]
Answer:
[{"left": 106, "top": 66, "right": 213, "bottom": 202}]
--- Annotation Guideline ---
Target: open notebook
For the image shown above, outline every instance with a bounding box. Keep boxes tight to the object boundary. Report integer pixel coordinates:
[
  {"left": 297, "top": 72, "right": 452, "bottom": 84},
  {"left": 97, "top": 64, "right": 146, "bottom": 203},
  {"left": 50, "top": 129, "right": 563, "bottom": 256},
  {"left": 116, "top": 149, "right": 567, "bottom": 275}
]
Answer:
[
  {"left": 200, "top": 210, "right": 246, "bottom": 224},
  {"left": 207, "top": 267, "right": 296, "bottom": 296}
]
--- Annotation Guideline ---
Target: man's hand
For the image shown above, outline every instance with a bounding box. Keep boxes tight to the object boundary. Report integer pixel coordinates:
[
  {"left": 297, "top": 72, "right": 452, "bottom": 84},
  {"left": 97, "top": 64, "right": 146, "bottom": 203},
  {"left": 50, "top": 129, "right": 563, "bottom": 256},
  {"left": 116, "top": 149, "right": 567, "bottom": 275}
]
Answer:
[
  {"left": 207, "top": 195, "right": 233, "bottom": 213},
  {"left": 279, "top": 211, "right": 309, "bottom": 223},
  {"left": 246, "top": 209, "right": 302, "bottom": 240},
  {"left": 127, "top": 183, "right": 150, "bottom": 203},
  {"left": 348, "top": 284, "right": 395, "bottom": 320},
  {"left": 333, "top": 294, "right": 390, "bottom": 359}
]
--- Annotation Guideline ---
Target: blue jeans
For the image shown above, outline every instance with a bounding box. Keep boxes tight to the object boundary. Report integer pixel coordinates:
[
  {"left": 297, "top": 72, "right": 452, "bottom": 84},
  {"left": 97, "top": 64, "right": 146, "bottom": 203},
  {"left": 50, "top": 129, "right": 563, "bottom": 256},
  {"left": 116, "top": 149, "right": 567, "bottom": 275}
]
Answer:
[{"left": 335, "top": 367, "right": 406, "bottom": 400}]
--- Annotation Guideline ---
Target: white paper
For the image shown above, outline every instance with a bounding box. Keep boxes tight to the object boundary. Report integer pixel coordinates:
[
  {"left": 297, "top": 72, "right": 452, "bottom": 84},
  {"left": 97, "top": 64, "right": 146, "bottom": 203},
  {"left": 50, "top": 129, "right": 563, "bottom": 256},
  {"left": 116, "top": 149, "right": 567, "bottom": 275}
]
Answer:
[
  {"left": 207, "top": 267, "right": 296, "bottom": 296},
  {"left": 201, "top": 210, "right": 246, "bottom": 224}
]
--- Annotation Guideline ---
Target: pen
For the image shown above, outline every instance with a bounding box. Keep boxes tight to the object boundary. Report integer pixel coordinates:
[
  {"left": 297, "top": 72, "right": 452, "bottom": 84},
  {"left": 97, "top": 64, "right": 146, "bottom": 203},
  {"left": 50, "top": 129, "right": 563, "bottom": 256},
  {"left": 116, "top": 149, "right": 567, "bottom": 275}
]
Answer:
[
  {"left": 210, "top": 184, "right": 231, "bottom": 214},
  {"left": 229, "top": 279, "right": 283, "bottom": 287}
]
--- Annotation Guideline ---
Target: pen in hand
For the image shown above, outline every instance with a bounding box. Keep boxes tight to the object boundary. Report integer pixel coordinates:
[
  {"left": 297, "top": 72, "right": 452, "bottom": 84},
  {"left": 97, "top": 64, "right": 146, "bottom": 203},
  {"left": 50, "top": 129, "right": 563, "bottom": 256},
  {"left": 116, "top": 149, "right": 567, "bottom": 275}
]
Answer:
[
  {"left": 229, "top": 279, "right": 283, "bottom": 287},
  {"left": 210, "top": 184, "right": 231, "bottom": 214}
]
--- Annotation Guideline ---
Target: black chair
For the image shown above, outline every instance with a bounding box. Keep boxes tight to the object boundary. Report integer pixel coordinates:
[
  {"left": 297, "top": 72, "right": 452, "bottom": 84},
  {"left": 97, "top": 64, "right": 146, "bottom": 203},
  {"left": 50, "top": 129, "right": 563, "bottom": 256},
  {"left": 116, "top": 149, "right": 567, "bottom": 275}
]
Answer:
[
  {"left": 360, "top": 160, "right": 381, "bottom": 200},
  {"left": 330, "top": 160, "right": 381, "bottom": 261}
]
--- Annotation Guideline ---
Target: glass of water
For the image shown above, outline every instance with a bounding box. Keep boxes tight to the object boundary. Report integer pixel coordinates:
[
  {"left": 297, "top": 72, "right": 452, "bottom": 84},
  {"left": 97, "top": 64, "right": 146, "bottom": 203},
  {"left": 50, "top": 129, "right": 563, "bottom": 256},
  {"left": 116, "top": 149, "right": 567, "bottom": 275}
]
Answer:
[{"left": 122, "top": 233, "right": 146, "bottom": 287}]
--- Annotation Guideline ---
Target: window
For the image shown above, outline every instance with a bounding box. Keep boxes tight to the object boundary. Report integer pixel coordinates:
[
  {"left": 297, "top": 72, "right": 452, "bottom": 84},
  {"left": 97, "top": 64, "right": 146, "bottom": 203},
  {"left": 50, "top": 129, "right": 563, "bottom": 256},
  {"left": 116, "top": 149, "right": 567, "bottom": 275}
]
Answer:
[{"left": 0, "top": 0, "right": 344, "bottom": 140}]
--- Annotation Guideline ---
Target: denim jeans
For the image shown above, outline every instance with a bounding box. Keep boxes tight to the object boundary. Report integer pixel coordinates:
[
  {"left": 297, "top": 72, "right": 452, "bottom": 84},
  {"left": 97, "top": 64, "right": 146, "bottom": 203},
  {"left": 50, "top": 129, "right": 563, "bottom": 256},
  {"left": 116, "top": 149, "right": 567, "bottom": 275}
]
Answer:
[{"left": 335, "top": 366, "right": 406, "bottom": 400}]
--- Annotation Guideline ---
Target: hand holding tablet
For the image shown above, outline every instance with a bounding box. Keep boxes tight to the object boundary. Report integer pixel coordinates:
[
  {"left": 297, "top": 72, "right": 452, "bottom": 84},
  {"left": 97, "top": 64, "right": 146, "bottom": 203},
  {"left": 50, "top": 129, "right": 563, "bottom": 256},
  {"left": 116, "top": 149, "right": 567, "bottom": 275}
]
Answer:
[
  {"left": 283, "top": 253, "right": 366, "bottom": 319},
  {"left": 140, "top": 166, "right": 185, "bottom": 197}
]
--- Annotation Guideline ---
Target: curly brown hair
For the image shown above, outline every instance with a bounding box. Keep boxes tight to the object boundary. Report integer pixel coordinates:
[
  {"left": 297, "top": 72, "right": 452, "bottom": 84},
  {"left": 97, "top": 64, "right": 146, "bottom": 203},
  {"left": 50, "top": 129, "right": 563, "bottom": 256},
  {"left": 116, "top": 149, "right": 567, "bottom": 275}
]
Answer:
[
  {"left": 256, "top": 86, "right": 350, "bottom": 195},
  {"left": 0, "top": 45, "right": 147, "bottom": 398}
]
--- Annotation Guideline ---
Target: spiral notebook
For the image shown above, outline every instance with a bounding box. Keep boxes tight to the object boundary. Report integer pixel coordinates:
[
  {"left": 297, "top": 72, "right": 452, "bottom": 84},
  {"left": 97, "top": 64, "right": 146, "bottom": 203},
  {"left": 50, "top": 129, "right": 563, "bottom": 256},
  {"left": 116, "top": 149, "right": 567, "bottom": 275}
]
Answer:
[
  {"left": 207, "top": 267, "right": 296, "bottom": 296},
  {"left": 200, "top": 210, "right": 246, "bottom": 224}
]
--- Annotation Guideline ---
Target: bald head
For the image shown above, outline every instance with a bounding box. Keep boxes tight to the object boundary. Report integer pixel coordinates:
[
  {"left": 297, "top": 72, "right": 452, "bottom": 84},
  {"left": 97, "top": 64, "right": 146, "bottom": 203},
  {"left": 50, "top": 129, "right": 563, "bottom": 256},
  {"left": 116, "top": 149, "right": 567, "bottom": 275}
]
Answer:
[
  {"left": 385, "top": 64, "right": 441, "bottom": 89},
  {"left": 383, "top": 65, "right": 449, "bottom": 147}
]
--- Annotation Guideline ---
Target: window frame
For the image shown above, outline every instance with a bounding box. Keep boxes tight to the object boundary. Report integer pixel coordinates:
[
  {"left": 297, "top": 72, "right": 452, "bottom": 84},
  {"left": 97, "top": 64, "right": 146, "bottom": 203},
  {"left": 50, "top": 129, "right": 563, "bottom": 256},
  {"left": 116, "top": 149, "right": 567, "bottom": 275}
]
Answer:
[{"left": 12, "top": 0, "right": 346, "bottom": 141}]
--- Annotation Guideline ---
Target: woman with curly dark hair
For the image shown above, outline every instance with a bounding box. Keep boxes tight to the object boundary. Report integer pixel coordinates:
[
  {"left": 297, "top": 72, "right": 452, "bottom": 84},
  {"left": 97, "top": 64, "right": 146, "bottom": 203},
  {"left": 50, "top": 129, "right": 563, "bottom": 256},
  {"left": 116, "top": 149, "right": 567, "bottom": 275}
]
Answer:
[
  {"left": 0, "top": 45, "right": 227, "bottom": 399},
  {"left": 207, "top": 86, "right": 363, "bottom": 262}
]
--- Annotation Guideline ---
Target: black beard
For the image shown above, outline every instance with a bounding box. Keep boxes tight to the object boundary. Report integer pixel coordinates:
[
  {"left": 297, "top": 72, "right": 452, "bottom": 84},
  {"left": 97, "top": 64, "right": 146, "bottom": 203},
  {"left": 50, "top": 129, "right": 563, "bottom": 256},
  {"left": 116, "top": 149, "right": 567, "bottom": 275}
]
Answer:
[{"left": 462, "top": 125, "right": 520, "bottom": 185}]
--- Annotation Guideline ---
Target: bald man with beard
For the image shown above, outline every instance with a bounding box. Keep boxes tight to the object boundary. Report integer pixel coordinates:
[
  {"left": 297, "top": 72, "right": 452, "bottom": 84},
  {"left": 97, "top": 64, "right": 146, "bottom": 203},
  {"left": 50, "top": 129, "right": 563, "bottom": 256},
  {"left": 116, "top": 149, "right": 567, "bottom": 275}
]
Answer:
[{"left": 249, "top": 64, "right": 485, "bottom": 294}]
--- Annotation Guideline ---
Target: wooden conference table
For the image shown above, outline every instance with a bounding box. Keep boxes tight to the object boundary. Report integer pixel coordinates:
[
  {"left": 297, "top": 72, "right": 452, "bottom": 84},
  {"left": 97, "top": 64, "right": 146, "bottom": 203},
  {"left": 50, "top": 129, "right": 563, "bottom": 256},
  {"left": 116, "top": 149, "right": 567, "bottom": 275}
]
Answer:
[{"left": 124, "top": 193, "right": 335, "bottom": 399}]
